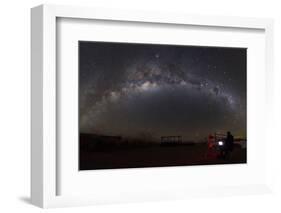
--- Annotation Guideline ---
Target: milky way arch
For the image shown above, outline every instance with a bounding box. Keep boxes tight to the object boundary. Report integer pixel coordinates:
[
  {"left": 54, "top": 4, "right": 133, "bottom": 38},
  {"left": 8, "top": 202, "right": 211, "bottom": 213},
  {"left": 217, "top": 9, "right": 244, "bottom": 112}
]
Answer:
[{"left": 79, "top": 41, "right": 246, "bottom": 142}]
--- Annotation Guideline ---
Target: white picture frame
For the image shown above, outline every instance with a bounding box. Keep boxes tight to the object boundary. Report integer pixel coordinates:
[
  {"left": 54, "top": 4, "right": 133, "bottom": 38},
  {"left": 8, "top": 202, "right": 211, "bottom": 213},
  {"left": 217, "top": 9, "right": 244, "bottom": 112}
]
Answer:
[{"left": 31, "top": 4, "right": 274, "bottom": 208}]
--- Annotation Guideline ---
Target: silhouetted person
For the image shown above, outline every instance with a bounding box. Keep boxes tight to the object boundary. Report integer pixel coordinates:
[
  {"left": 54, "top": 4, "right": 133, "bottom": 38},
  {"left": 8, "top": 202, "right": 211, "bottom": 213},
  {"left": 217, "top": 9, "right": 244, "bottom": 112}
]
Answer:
[{"left": 224, "top": 131, "right": 234, "bottom": 159}]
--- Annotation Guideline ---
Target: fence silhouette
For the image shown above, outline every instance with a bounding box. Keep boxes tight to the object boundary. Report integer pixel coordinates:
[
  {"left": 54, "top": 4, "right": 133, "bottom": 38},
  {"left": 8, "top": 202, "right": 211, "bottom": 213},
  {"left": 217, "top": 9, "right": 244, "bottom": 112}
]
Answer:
[{"left": 161, "top": 136, "right": 182, "bottom": 145}]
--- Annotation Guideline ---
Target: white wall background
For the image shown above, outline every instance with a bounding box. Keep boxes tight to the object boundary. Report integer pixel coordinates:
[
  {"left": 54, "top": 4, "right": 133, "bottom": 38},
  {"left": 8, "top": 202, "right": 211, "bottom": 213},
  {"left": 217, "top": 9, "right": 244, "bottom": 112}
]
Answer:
[{"left": 0, "top": 0, "right": 281, "bottom": 212}]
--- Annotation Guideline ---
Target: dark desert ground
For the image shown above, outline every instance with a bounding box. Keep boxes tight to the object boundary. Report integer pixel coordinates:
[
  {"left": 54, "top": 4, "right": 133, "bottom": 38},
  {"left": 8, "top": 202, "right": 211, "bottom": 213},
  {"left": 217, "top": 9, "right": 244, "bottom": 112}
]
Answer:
[{"left": 79, "top": 133, "right": 246, "bottom": 170}]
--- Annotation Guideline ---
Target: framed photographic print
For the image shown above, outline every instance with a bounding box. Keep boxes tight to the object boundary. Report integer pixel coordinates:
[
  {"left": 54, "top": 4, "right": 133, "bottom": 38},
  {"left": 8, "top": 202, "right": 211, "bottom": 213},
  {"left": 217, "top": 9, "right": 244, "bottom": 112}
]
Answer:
[
  {"left": 78, "top": 41, "right": 247, "bottom": 170},
  {"left": 31, "top": 4, "right": 274, "bottom": 208}
]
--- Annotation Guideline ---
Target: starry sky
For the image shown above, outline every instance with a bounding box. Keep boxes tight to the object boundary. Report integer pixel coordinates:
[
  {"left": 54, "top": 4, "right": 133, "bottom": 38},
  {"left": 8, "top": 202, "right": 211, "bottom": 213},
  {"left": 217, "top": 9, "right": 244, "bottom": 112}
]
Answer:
[{"left": 79, "top": 41, "right": 246, "bottom": 142}]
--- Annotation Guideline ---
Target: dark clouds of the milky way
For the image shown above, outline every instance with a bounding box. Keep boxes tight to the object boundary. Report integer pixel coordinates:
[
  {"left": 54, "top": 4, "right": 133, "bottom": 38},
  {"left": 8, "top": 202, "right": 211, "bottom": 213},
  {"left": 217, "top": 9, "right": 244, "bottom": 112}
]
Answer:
[{"left": 79, "top": 41, "right": 246, "bottom": 142}]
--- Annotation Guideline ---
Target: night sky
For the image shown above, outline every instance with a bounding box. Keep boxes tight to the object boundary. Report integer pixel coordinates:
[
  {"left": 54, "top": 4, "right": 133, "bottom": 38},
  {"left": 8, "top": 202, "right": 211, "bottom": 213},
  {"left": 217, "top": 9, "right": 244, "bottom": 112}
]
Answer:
[{"left": 79, "top": 41, "right": 246, "bottom": 142}]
